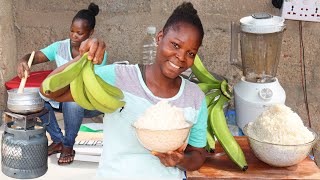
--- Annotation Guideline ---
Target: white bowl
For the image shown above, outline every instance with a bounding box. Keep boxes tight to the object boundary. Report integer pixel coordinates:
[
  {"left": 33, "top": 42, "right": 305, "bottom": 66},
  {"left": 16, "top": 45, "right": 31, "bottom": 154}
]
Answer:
[
  {"left": 243, "top": 125, "right": 318, "bottom": 167},
  {"left": 132, "top": 123, "right": 193, "bottom": 153}
]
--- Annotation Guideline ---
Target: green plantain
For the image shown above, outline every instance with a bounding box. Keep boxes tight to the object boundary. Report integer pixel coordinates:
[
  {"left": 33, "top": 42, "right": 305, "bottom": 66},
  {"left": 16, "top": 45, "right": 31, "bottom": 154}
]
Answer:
[
  {"left": 70, "top": 65, "right": 95, "bottom": 110},
  {"left": 42, "top": 53, "right": 88, "bottom": 94},
  {"left": 193, "top": 54, "right": 247, "bottom": 171},
  {"left": 82, "top": 61, "right": 125, "bottom": 112},
  {"left": 205, "top": 89, "right": 221, "bottom": 107},
  {"left": 198, "top": 82, "right": 221, "bottom": 94},
  {"left": 95, "top": 75, "right": 124, "bottom": 99},
  {"left": 84, "top": 86, "right": 116, "bottom": 113},
  {"left": 208, "top": 95, "right": 248, "bottom": 171},
  {"left": 191, "top": 55, "right": 220, "bottom": 84},
  {"left": 206, "top": 125, "right": 216, "bottom": 153},
  {"left": 220, "top": 80, "right": 232, "bottom": 99}
]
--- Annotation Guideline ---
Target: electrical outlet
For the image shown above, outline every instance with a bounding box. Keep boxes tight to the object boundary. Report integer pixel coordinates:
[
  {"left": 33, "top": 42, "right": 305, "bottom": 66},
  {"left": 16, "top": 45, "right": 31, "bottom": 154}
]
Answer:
[{"left": 281, "top": 0, "right": 320, "bottom": 22}]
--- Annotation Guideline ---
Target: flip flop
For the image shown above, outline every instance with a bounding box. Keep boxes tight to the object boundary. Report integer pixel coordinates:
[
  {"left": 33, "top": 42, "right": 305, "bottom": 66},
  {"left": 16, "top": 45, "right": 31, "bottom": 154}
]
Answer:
[
  {"left": 58, "top": 147, "right": 76, "bottom": 165},
  {"left": 48, "top": 142, "right": 62, "bottom": 156}
]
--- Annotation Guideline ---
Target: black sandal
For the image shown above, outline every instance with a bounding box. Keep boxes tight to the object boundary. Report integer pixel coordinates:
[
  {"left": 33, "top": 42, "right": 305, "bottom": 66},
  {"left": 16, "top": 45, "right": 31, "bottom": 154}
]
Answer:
[{"left": 58, "top": 146, "right": 76, "bottom": 165}]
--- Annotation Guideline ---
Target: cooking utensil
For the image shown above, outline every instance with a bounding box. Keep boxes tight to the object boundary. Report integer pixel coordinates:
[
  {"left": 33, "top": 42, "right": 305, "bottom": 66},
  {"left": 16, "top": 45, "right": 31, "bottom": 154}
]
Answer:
[
  {"left": 7, "top": 87, "right": 44, "bottom": 114},
  {"left": 17, "top": 51, "right": 35, "bottom": 94}
]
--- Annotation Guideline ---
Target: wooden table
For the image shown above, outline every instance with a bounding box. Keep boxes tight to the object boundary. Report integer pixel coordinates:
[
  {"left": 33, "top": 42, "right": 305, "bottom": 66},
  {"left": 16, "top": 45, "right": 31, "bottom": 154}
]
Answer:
[{"left": 187, "top": 136, "right": 320, "bottom": 179}]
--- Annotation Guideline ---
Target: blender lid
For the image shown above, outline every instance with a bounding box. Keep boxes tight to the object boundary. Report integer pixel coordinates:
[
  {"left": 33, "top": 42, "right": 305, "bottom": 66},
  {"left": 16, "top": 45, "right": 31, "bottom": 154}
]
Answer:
[{"left": 240, "top": 13, "right": 285, "bottom": 34}]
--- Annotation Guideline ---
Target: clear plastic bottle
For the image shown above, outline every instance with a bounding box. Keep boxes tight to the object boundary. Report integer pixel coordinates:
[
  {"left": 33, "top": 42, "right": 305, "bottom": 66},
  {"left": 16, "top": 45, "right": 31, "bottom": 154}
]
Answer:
[{"left": 141, "top": 26, "right": 157, "bottom": 65}]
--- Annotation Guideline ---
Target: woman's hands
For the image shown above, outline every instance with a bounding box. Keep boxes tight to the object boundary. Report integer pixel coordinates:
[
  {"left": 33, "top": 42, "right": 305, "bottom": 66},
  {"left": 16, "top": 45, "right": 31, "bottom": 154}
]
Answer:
[
  {"left": 17, "top": 51, "right": 49, "bottom": 79},
  {"left": 79, "top": 38, "right": 106, "bottom": 64},
  {"left": 17, "top": 58, "right": 30, "bottom": 79},
  {"left": 152, "top": 144, "right": 187, "bottom": 168},
  {"left": 152, "top": 144, "right": 207, "bottom": 171}
]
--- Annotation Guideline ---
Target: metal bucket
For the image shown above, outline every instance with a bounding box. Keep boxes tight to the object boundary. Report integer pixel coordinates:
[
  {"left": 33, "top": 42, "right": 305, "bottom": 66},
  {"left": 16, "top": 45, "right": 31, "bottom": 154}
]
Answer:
[{"left": 7, "top": 88, "right": 44, "bottom": 114}]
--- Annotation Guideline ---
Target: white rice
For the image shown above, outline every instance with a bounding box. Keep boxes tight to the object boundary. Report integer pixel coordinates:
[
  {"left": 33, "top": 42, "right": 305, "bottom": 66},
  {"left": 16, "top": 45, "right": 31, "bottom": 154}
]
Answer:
[
  {"left": 247, "top": 104, "right": 314, "bottom": 145},
  {"left": 134, "top": 100, "right": 190, "bottom": 130}
]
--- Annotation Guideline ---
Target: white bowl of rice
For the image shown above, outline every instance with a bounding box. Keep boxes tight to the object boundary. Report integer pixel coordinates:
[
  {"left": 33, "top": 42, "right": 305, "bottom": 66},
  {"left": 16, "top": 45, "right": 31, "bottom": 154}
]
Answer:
[
  {"left": 243, "top": 104, "right": 317, "bottom": 167},
  {"left": 133, "top": 123, "right": 192, "bottom": 153},
  {"left": 133, "top": 101, "right": 193, "bottom": 153}
]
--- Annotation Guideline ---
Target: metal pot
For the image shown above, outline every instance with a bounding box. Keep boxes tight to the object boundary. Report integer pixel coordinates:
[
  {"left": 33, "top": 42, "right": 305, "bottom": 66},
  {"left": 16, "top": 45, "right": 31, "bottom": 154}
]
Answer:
[{"left": 7, "top": 88, "right": 44, "bottom": 114}]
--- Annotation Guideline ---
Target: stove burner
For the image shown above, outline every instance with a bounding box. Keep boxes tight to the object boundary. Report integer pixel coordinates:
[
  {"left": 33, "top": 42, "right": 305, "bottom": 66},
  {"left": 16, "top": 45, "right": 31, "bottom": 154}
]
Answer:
[{"left": 4, "top": 108, "right": 49, "bottom": 130}]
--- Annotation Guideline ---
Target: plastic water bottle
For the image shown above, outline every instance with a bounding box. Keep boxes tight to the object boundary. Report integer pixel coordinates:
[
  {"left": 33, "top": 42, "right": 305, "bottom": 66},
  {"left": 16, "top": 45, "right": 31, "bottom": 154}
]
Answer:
[{"left": 141, "top": 26, "right": 157, "bottom": 65}]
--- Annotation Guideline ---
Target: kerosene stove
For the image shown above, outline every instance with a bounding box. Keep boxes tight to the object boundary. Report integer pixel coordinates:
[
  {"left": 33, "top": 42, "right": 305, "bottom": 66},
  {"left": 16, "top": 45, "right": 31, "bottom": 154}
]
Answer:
[{"left": 1, "top": 108, "right": 48, "bottom": 179}]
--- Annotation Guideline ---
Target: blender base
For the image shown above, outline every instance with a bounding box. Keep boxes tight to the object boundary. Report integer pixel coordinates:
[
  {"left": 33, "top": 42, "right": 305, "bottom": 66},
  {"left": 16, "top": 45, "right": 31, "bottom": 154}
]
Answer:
[{"left": 234, "top": 77, "right": 286, "bottom": 130}]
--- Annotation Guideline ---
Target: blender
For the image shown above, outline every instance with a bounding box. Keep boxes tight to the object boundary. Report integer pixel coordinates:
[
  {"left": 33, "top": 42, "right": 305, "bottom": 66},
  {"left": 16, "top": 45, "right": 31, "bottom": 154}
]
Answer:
[{"left": 230, "top": 13, "right": 286, "bottom": 130}]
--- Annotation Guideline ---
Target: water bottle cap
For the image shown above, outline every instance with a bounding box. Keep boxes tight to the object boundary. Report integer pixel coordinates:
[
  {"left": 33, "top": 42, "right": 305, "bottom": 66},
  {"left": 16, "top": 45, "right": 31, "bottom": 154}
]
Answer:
[{"left": 147, "top": 26, "right": 156, "bottom": 34}]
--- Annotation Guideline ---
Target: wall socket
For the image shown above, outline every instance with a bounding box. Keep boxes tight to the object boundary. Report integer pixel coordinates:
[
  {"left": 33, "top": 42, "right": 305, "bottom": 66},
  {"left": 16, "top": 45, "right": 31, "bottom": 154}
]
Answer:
[{"left": 281, "top": 0, "right": 320, "bottom": 22}]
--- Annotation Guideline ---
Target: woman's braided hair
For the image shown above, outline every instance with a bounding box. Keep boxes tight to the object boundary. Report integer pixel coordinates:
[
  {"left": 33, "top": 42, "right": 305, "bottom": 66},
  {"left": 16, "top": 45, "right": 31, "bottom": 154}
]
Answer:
[
  {"left": 162, "top": 2, "right": 204, "bottom": 45},
  {"left": 72, "top": 3, "right": 99, "bottom": 30}
]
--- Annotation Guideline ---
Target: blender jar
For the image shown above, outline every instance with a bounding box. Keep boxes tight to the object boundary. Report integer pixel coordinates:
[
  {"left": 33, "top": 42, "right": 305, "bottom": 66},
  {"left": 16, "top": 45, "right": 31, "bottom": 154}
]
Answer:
[{"left": 231, "top": 13, "right": 285, "bottom": 83}]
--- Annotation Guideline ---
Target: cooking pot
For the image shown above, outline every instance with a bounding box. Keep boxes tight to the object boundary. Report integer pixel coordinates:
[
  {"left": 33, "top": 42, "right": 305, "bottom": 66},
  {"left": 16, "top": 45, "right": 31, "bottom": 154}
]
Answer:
[{"left": 7, "top": 88, "right": 44, "bottom": 114}]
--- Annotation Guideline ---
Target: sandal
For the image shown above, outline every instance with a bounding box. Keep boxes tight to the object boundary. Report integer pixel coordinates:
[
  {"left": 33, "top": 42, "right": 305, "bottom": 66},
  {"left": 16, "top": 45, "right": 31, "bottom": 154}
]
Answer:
[
  {"left": 48, "top": 142, "right": 62, "bottom": 156},
  {"left": 58, "top": 146, "right": 76, "bottom": 165}
]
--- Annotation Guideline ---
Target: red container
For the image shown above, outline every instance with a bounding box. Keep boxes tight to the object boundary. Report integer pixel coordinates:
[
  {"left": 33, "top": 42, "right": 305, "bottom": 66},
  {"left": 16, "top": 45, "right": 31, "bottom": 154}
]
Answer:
[{"left": 5, "top": 70, "right": 53, "bottom": 90}]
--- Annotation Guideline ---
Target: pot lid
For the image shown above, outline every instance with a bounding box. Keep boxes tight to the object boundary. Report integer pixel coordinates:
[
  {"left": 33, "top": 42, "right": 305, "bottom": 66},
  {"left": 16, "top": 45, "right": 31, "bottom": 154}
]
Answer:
[{"left": 240, "top": 13, "right": 285, "bottom": 34}]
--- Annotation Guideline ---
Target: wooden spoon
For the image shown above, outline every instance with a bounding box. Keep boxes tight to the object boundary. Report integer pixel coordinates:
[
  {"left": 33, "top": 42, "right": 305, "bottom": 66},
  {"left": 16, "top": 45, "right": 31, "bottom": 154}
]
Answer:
[{"left": 17, "top": 51, "right": 35, "bottom": 94}]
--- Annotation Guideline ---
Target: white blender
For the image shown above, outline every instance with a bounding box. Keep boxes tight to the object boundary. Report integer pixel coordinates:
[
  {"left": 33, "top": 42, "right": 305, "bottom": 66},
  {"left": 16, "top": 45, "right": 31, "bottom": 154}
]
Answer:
[{"left": 230, "top": 13, "right": 286, "bottom": 130}]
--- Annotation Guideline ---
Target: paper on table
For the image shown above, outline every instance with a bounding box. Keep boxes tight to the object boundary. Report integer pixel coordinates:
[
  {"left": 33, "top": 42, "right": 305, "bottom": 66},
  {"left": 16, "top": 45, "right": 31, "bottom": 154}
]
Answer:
[{"left": 74, "top": 139, "right": 103, "bottom": 155}]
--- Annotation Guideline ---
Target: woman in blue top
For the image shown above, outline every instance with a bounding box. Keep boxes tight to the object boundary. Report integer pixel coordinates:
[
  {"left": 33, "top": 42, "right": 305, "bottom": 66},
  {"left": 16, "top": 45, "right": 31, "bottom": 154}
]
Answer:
[
  {"left": 17, "top": 3, "right": 107, "bottom": 165},
  {"left": 41, "top": 2, "right": 207, "bottom": 179}
]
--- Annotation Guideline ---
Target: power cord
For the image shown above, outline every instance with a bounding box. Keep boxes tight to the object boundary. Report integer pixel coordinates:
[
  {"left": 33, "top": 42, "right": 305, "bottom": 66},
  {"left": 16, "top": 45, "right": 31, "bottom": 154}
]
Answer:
[
  {"left": 298, "top": 21, "right": 311, "bottom": 128},
  {"left": 272, "top": 0, "right": 284, "bottom": 9}
]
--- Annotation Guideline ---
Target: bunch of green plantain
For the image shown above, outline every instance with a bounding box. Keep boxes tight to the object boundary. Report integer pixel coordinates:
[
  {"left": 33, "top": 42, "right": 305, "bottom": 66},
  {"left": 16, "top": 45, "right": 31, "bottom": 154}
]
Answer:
[
  {"left": 191, "top": 55, "right": 248, "bottom": 171},
  {"left": 42, "top": 53, "right": 125, "bottom": 113}
]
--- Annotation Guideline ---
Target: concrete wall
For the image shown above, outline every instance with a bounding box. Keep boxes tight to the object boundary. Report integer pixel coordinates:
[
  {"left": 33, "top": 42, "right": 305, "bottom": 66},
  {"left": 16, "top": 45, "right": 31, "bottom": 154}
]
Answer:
[
  {"left": 0, "top": 0, "right": 17, "bottom": 114},
  {"left": 1, "top": 0, "right": 320, "bottom": 160}
]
